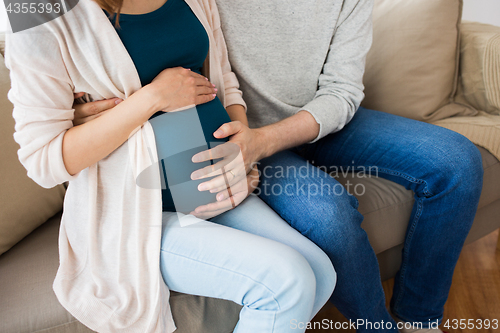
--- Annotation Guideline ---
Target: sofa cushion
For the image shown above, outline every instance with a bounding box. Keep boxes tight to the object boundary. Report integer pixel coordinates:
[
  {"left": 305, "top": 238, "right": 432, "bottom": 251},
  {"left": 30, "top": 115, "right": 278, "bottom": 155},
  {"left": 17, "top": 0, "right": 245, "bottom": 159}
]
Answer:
[
  {"left": 336, "top": 146, "right": 500, "bottom": 254},
  {"left": 0, "top": 212, "right": 241, "bottom": 333},
  {"left": 0, "top": 213, "right": 81, "bottom": 332},
  {"left": 0, "top": 53, "right": 67, "bottom": 255},
  {"left": 459, "top": 21, "right": 500, "bottom": 115},
  {"left": 1, "top": 146, "right": 497, "bottom": 332},
  {"left": 362, "top": 0, "right": 476, "bottom": 122}
]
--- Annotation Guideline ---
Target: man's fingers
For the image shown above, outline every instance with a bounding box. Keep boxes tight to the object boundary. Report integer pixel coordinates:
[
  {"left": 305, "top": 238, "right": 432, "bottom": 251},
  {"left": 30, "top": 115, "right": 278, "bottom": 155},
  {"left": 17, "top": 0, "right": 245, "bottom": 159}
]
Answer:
[
  {"left": 197, "top": 166, "right": 245, "bottom": 193},
  {"left": 189, "top": 208, "right": 227, "bottom": 220},
  {"left": 74, "top": 98, "right": 122, "bottom": 118},
  {"left": 193, "top": 190, "right": 247, "bottom": 215},
  {"left": 191, "top": 159, "right": 230, "bottom": 180},
  {"left": 214, "top": 177, "right": 249, "bottom": 201},
  {"left": 192, "top": 141, "right": 240, "bottom": 163},
  {"left": 191, "top": 150, "right": 245, "bottom": 182},
  {"left": 73, "top": 113, "right": 100, "bottom": 126},
  {"left": 213, "top": 121, "right": 242, "bottom": 139},
  {"left": 191, "top": 151, "right": 242, "bottom": 180},
  {"left": 73, "top": 92, "right": 85, "bottom": 99},
  {"left": 195, "top": 160, "right": 246, "bottom": 191}
]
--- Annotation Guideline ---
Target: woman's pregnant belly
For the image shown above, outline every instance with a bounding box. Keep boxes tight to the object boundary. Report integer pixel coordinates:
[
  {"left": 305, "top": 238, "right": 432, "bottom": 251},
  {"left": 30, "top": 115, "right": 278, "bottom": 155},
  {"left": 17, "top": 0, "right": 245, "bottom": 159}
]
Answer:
[{"left": 149, "top": 96, "right": 231, "bottom": 212}]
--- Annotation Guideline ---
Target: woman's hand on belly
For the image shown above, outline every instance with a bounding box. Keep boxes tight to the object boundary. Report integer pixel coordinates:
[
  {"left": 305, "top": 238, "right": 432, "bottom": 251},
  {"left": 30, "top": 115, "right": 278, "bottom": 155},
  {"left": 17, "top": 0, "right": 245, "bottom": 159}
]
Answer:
[
  {"left": 70, "top": 66, "right": 216, "bottom": 125},
  {"left": 149, "top": 67, "right": 217, "bottom": 112}
]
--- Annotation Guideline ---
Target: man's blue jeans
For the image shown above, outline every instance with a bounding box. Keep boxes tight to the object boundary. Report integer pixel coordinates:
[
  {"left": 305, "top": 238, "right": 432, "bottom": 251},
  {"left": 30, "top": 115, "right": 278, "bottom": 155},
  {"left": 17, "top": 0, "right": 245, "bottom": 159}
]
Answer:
[{"left": 258, "top": 107, "right": 484, "bottom": 332}]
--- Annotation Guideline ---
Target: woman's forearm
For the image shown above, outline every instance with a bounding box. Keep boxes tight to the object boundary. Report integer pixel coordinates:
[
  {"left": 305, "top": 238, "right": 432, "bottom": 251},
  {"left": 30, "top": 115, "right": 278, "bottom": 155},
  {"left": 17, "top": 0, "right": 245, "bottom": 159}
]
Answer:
[
  {"left": 62, "top": 86, "right": 159, "bottom": 176},
  {"left": 226, "top": 104, "right": 248, "bottom": 126}
]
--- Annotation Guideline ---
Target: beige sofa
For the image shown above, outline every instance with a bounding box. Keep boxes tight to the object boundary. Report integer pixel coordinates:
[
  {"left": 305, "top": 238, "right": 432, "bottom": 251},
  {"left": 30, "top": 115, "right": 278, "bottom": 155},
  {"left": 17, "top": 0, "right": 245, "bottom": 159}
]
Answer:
[{"left": 1, "top": 0, "right": 499, "bottom": 332}]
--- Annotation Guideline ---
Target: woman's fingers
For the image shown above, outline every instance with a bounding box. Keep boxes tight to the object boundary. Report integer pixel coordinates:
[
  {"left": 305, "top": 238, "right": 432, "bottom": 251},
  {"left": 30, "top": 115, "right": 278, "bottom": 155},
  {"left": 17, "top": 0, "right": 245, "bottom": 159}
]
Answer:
[
  {"left": 194, "top": 94, "right": 216, "bottom": 105},
  {"left": 188, "top": 70, "right": 211, "bottom": 81},
  {"left": 194, "top": 76, "right": 214, "bottom": 88},
  {"left": 196, "top": 85, "right": 217, "bottom": 96},
  {"left": 192, "top": 77, "right": 216, "bottom": 105},
  {"left": 149, "top": 67, "right": 217, "bottom": 111},
  {"left": 189, "top": 71, "right": 215, "bottom": 89}
]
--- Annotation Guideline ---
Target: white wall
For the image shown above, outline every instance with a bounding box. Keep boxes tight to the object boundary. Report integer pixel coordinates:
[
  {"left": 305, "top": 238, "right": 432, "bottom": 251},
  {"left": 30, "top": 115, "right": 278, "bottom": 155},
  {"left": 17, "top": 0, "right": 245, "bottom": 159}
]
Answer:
[
  {"left": 462, "top": 0, "right": 500, "bottom": 27},
  {"left": 0, "top": 1, "right": 8, "bottom": 32}
]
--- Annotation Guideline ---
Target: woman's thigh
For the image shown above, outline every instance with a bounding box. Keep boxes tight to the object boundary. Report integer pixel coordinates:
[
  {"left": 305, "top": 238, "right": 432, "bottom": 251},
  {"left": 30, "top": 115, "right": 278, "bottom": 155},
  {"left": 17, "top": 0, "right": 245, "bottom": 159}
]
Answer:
[
  {"left": 160, "top": 209, "right": 316, "bottom": 317},
  {"left": 209, "top": 195, "right": 336, "bottom": 316}
]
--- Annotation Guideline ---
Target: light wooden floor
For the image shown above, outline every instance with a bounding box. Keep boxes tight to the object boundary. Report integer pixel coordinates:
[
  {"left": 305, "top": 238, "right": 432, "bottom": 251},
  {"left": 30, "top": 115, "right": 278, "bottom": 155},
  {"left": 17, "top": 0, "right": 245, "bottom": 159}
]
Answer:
[{"left": 307, "top": 229, "right": 500, "bottom": 333}]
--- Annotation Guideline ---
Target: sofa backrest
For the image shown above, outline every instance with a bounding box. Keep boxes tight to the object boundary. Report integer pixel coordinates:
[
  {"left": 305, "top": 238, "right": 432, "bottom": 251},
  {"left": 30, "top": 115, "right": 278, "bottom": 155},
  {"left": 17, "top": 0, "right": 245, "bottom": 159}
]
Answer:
[
  {"left": 459, "top": 21, "right": 500, "bottom": 115},
  {"left": 0, "top": 38, "right": 66, "bottom": 256},
  {"left": 0, "top": 32, "right": 5, "bottom": 56},
  {"left": 0, "top": 32, "right": 4, "bottom": 56},
  {"left": 362, "top": 0, "right": 476, "bottom": 122}
]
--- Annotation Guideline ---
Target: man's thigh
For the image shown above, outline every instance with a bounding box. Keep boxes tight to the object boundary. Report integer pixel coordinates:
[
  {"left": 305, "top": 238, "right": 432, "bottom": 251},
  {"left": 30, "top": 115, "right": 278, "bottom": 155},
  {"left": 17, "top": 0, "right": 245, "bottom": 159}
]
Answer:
[
  {"left": 300, "top": 107, "right": 481, "bottom": 193},
  {"left": 257, "top": 149, "right": 362, "bottom": 245}
]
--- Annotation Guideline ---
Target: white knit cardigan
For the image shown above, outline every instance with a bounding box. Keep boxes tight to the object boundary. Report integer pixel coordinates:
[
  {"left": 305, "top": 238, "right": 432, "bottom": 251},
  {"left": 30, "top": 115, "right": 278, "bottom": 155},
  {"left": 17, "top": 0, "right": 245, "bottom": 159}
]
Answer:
[{"left": 5, "top": 0, "right": 245, "bottom": 331}]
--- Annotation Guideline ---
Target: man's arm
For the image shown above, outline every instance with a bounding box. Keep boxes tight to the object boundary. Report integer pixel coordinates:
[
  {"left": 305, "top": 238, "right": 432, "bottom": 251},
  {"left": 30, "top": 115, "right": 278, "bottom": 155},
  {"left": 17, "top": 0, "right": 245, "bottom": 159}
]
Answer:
[
  {"left": 223, "top": 105, "right": 319, "bottom": 161},
  {"left": 216, "top": 0, "right": 373, "bottom": 161},
  {"left": 301, "top": 0, "right": 374, "bottom": 143},
  {"left": 254, "top": 111, "right": 319, "bottom": 159}
]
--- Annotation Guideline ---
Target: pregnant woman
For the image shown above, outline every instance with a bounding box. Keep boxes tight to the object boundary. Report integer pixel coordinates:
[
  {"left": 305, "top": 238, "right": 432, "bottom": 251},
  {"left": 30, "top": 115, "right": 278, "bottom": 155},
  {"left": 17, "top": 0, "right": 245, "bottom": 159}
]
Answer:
[{"left": 6, "top": 0, "right": 336, "bottom": 332}]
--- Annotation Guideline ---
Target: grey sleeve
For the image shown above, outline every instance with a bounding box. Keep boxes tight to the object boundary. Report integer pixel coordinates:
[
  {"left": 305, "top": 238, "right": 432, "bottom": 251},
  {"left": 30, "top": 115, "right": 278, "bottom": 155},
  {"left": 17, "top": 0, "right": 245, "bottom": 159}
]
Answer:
[{"left": 301, "top": 0, "right": 374, "bottom": 143}]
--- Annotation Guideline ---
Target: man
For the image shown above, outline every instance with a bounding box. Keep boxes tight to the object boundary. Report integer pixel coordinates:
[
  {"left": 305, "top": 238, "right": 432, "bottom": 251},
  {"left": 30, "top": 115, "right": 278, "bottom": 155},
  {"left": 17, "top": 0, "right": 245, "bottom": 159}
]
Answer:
[{"left": 208, "top": 0, "right": 483, "bottom": 332}]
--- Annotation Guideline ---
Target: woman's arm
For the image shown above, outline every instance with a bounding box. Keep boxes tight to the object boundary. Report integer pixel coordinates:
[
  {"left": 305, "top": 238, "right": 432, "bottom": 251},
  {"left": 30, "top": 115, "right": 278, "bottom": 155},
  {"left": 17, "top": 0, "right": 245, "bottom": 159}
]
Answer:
[
  {"left": 64, "top": 68, "right": 217, "bottom": 176},
  {"left": 225, "top": 104, "right": 247, "bottom": 126},
  {"left": 6, "top": 28, "right": 216, "bottom": 187},
  {"left": 62, "top": 86, "right": 156, "bottom": 176}
]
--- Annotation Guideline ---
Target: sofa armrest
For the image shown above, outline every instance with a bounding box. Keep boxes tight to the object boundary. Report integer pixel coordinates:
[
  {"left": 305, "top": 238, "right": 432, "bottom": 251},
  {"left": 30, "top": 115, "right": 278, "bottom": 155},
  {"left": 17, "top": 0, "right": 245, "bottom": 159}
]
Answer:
[{"left": 459, "top": 21, "right": 500, "bottom": 115}]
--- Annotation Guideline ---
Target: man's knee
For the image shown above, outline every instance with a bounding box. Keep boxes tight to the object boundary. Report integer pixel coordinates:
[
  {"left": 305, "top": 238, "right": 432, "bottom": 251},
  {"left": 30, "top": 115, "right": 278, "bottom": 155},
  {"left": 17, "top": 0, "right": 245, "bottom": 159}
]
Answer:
[{"left": 425, "top": 129, "right": 483, "bottom": 195}]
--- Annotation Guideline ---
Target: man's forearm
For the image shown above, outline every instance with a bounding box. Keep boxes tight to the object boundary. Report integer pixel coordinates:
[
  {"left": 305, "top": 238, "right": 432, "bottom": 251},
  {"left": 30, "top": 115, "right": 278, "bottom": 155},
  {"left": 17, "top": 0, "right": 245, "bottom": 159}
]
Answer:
[{"left": 255, "top": 110, "right": 320, "bottom": 160}]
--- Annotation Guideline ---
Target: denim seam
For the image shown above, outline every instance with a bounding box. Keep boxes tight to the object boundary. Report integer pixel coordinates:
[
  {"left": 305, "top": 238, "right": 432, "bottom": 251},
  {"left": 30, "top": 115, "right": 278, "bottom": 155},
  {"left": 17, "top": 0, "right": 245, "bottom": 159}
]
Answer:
[
  {"left": 159, "top": 248, "right": 282, "bottom": 316},
  {"left": 391, "top": 196, "right": 424, "bottom": 318},
  {"left": 336, "top": 165, "right": 433, "bottom": 319},
  {"left": 367, "top": 166, "right": 431, "bottom": 317},
  {"left": 375, "top": 168, "right": 433, "bottom": 197},
  {"left": 334, "top": 165, "right": 433, "bottom": 197}
]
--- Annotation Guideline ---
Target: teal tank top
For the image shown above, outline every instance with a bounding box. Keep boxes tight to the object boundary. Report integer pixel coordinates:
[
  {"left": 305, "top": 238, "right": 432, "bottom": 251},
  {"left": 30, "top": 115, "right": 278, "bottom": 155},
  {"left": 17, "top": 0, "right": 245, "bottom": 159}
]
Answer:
[{"left": 108, "top": 0, "right": 231, "bottom": 212}]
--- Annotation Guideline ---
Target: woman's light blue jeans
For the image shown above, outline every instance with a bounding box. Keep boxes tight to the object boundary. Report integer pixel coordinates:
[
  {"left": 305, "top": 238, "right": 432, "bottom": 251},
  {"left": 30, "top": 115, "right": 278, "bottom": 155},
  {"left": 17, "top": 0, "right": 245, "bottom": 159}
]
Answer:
[
  {"left": 159, "top": 195, "right": 336, "bottom": 333},
  {"left": 258, "top": 107, "right": 484, "bottom": 332}
]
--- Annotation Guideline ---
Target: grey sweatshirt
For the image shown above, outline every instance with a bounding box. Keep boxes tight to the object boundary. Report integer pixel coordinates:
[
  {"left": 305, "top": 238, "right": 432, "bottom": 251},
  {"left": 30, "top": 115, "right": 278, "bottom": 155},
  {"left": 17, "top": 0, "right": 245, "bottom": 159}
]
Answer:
[{"left": 215, "top": 0, "right": 374, "bottom": 142}]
